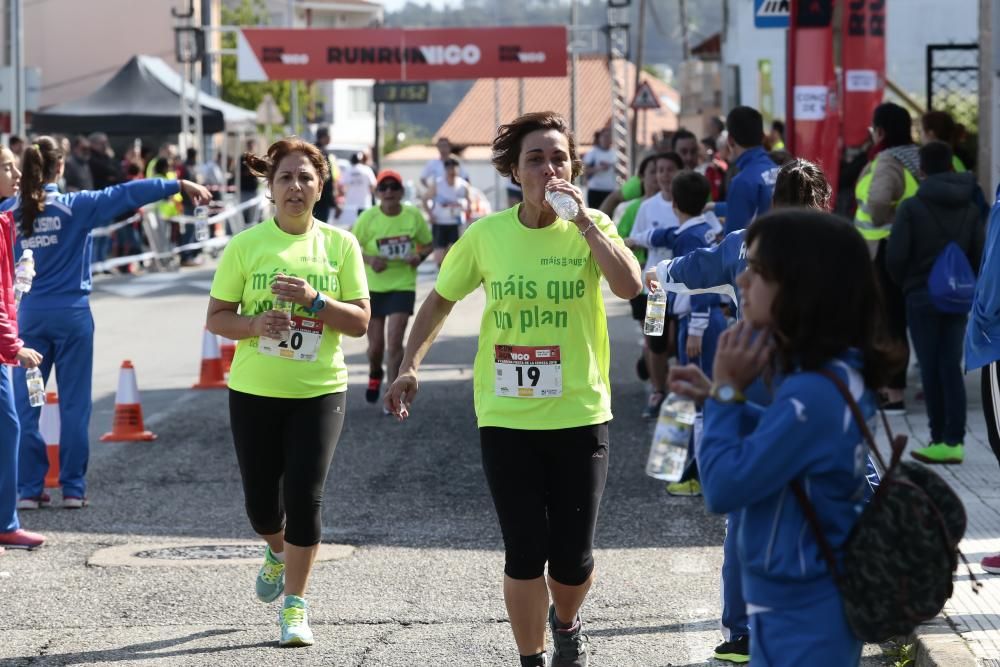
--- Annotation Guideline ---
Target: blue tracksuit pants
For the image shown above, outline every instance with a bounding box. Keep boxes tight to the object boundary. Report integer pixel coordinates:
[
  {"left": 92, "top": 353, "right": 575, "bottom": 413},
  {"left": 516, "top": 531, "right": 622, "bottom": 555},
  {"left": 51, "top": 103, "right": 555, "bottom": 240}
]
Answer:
[
  {"left": 721, "top": 512, "right": 749, "bottom": 640},
  {"left": 0, "top": 364, "right": 21, "bottom": 532},
  {"left": 14, "top": 307, "right": 94, "bottom": 499},
  {"left": 748, "top": 591, "right": 862, "bottom": 666}
]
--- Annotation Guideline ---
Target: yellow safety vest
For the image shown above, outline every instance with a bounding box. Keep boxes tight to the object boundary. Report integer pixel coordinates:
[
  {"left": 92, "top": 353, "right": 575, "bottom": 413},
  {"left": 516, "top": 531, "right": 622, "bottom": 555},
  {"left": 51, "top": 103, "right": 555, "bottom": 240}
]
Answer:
[
  {"left": 952, "top": 155, "right": 967, "bottom": 173},
  {"left": 854, "top": 155, "right": 919, "bottom": 241}
]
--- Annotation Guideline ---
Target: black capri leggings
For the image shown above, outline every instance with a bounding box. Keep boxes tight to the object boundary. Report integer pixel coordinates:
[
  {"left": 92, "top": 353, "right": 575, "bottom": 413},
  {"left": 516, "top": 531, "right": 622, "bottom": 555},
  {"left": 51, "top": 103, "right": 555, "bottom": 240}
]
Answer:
[
  {"left": 480, "top": 423, "right": 610, "bottom": 586},
  {"left": 229, "top": 389, "right": 346, "bottom": 547}
]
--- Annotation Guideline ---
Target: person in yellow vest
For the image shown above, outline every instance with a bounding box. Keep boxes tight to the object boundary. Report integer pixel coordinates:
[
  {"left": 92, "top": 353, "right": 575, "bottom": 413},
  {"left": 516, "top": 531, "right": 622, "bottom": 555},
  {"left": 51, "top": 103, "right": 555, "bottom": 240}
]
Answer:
[
  {"left": 769, "top": 119, "right": 786, "bottom": 151},
  {"left": 854, "top": 102, "right": 920, "bottom": 414},
  {"left": 922, "top": 110, "right": 970, "bottom": 173}
]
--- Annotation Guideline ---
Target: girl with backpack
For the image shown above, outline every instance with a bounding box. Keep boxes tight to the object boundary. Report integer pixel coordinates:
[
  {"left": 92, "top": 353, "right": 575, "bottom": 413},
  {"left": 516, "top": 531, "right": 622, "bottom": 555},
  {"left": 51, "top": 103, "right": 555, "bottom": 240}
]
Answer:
[
  {"left": 886, "top": 141, "right": 985, "bottom": 465},
  {"left": 671, "top": 209, "right": 896, "bottom": 665}
]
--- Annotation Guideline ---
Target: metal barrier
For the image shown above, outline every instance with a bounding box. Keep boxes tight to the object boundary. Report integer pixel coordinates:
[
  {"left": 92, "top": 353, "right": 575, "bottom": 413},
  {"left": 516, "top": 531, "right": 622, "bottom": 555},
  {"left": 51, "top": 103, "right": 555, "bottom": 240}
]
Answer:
[
  {"left": 926, "top": 43, "right": 979, "bottom": 141},
  {"left": 90, "top": 195, "right": 267, "bottom": 273}
]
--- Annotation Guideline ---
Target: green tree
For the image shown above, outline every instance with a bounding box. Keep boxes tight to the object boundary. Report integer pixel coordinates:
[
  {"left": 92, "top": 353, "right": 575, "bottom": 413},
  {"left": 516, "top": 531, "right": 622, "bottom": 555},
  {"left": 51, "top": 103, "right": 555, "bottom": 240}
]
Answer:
[{"left": 219, "top": 0, "right": 309, "bottom": 132}]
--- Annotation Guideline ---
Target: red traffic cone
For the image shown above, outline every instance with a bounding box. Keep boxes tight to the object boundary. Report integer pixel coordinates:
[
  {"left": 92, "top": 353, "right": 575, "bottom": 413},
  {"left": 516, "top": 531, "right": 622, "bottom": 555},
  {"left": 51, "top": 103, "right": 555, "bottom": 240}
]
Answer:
[
  {"left": 41, "top": 392, "right": 60, "bottom": 489},
  {"left": 193, "top": 329, "right": 227, "bottom": 389},
  {"left": 219, "top": 336, "right": 236, "bottom": 378},
  {"left": 100, "top": 360, "right": 156, "bottom": 442}
]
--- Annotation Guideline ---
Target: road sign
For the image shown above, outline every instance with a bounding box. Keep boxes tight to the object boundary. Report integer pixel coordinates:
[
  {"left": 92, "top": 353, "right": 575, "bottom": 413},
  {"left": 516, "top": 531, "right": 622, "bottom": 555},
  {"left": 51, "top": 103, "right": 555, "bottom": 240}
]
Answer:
[
  {"left": 255, "top": 93, "right": 283, "bottom": 126},
  {"left": 754, "top": 0, "right": 789, "bottom": 28},
  {"left": 630, "top": 81, "right": 660, "bottom": 110}
]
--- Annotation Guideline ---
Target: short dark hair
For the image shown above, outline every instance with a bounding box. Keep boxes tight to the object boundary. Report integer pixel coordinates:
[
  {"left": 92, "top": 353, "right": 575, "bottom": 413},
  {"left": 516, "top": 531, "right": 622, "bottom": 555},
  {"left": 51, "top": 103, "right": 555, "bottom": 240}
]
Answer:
[
  {"left": 872, "top": 103, "right": 913, "bottom": 147},
  {"left": 726, "top": 106, "right": 764, "bottom": 148},
  {"left": 491, "top": 111, "right": 582, "bottom": 186},
  {"left": 919, "top": 141, "right": 953, "bottom": 175},
  {"left": 671, "top": 128, "right": 697, "bottom": 149},
  {"left": 745, "top": 209, "right": 900, "bottom": 389},
  {"left": 655, "top": 152, "right": 684, "bottom": 171},
  {"left": 671, "top": 170, "right": 711, "bottom": 217},
  {"left": 921, "top": 111, "right": 956, "bottom": 144},
  {"left": 243, "top": 136, "right": 331, "bottom": 187},
  {"left": 771, "top": 119, "right": 785, "bottom": 137}
]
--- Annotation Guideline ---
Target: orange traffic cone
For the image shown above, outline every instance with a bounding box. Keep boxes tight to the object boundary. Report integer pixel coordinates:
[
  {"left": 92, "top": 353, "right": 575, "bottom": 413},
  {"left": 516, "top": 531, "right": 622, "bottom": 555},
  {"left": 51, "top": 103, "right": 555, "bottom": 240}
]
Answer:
[
  {"left": 100, "top": 360, "right": 156, "bottom": 442},
  {"left": 41, "top": 392, "right": 60, "bottom": 489},
  {"left": 192, "top": 329, "right": 227, "bottom": 389},
  {"left": 219, "top": 336, "right": 236, "bottom": 378}
]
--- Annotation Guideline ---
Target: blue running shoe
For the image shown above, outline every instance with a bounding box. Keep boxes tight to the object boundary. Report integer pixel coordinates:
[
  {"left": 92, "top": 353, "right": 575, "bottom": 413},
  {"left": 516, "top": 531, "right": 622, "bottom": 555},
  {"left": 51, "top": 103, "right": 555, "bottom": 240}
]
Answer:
[
  {"left": 279, "top": 595, "right": 314, "bottom": 647},
  {"left": 256, "top": 545, "right": 285, "bottom": 603}
]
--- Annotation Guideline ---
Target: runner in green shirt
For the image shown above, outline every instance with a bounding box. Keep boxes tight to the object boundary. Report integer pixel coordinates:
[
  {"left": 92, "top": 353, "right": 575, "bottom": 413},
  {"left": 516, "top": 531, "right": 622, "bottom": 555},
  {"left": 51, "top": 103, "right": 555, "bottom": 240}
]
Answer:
[
  {"left": 352, "top": 169, "right": 433, "bottom": 407},
  {"left": 384, "top": 112, "right": 642, "bottom": 667},
  {"left": 206, "top": 138, "right": 370, "bottom": 649}
]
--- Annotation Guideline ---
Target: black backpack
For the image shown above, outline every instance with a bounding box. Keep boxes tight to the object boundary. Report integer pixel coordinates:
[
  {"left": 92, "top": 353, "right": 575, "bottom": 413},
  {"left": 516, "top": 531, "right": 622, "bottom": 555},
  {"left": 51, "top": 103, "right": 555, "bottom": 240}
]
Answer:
[{"left": 790, "top": 370, "right": 978, "bottom": 642}]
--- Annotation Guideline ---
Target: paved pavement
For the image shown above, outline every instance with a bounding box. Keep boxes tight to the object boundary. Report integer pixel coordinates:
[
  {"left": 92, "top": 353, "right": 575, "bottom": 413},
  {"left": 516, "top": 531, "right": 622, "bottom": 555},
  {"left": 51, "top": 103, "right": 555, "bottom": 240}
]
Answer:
[{"left": 0, "top": 262, "right": 900, "bottom": 666}]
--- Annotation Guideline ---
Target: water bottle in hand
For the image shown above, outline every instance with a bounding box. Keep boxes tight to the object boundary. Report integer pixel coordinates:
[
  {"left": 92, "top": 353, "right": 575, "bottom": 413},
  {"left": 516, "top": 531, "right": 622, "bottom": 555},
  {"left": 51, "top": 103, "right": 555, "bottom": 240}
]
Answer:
[
  {"left": 272, "top": 292, "right": 293, "bottom": 342},
  {"left": 25, "top": 367, "right": 44, "bottom": 408},
  {"left": 194, "top": 205, "right": 210, "bottom": 242},
  {"left": 644, "top": 286, "right": 667, "bottom": 335},
  {"left": 645, "top": 393, "right": 696, "bottom": 481},
  {"left": 545, "top": 190, "right": 579, "bottom": 221},
  {"left": 14, "top": 249, "right": 35, "bottom": 308}
]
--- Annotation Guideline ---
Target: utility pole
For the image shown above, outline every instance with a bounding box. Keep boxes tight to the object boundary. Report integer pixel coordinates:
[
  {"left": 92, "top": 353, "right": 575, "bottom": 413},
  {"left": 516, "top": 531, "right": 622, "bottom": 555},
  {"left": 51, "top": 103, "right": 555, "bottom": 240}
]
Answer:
[
  {"left": 288, "top": 0, "right": 300, "bottom": 136},
  {"left": 607, "top": 2, "right": 632, "bottom": 183},
  {"left": 10, "top": 0, "right": 25, "bottom": 138},
  {"left": 678, "top": 0, "right": 690, "bottom": 60},
  {"left": 570, "top": 0, "right": 579, "bottom": 140},
  {"left": 630, "top": 0, "right": 646, "bottom": 169}
]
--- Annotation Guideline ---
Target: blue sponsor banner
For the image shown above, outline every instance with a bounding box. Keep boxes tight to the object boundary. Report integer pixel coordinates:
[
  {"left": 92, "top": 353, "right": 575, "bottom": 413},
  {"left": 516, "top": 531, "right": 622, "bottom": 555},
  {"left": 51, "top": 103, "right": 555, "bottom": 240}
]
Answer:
[{"left": 754, "top": 0, "right": 790, "bottom": 28}]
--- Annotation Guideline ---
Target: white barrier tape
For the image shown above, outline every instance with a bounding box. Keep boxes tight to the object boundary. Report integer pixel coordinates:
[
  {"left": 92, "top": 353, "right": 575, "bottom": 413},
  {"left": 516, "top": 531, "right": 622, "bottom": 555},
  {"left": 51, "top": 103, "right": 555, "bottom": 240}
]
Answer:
[
  {"left": 170, "top": 196, "right": 263, "bottom": 227},
  {"left": 90, "top": 212, "right": 144, "bottom": 238}
]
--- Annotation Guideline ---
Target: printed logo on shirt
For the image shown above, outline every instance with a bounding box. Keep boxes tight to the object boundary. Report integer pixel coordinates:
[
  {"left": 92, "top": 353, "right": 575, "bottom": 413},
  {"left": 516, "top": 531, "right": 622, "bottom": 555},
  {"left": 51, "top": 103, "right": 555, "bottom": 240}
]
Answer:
[
  {"left": 762, "top": 167, "right": 780, "bottom": 187},
  {"left": 539, "top": 256, "right": 586, "bottom": 267},
  {"left": 19, "top": 215, "right": 62, "bottom": 249}
]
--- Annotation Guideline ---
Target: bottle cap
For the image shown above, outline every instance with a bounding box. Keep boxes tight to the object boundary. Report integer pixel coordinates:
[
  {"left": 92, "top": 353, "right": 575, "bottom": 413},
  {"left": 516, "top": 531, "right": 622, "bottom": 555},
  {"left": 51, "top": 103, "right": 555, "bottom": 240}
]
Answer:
[{"left": 21, "top": 249, "right": 33, "bottom": 259}]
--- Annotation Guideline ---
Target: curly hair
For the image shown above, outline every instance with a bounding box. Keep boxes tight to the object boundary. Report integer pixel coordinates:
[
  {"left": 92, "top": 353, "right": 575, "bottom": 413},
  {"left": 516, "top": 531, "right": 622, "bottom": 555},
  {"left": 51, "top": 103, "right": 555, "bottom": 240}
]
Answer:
[
  {"left": 18, "top": 136, "right": 63, "bottom": 238},
  {"left": 242, "top": 136, "right": 330, "bottom": 188},
  {"left": 772, "top": 158, "right": 832, "bottom": 210},
  {"left": 745, "top": 209, "right": 903, "bottom": 389},
  {"left": 491, "top": 111, "right": 583, "bottom": 186}
]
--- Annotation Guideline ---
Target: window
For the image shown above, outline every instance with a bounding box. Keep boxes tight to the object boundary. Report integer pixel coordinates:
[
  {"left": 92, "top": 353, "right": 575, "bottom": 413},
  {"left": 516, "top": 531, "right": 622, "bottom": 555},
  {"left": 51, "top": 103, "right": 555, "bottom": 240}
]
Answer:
[{"left": 349, "top": 86, "right": 372, "bottom": 115}]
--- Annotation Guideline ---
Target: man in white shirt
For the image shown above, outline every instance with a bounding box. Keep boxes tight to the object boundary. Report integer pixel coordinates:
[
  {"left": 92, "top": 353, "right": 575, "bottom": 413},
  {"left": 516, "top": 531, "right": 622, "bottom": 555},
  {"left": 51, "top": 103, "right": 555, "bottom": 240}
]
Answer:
[
  {"left": 339, "top": 152, "right": 377, "bottom": 228},
  {"left": 583, "top": 127, "right": 617, "bottom": 208},
  {"left": 420, "top": 137, "right": 469, "bottom": 187}
]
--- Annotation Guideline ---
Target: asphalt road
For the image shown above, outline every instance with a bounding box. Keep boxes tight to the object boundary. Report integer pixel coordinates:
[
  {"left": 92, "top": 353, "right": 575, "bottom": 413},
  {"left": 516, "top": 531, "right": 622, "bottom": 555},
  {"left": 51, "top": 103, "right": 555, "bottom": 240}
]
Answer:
[{"left": 0, "top": 263, "right": 892, "bottom": 666}]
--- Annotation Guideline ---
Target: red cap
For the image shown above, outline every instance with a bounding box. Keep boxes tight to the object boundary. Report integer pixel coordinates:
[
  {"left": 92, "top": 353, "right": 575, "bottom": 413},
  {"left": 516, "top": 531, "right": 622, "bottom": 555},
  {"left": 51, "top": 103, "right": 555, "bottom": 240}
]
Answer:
[{"left": 376, "top": 169, "right": 403, "bottom": 187}]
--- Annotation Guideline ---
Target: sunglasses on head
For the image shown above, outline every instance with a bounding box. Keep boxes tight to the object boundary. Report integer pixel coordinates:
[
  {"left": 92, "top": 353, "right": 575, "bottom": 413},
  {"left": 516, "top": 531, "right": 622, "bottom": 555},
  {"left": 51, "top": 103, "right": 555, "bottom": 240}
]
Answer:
[{"left": 378, "top": 181, "right": 403, "bottom": 192}]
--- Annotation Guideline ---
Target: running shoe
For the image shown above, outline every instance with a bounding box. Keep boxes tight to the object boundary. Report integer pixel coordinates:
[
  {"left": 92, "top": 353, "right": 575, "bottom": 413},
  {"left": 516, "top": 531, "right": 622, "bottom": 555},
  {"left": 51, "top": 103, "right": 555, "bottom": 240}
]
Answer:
[
  {"left": 16, "top": 493, "right": 51, "bottom": 510},
  {"left": 714, "top": 635, "right": 750, "bottom": 663},
  {"left": 62, "top": 496, "right": 89, "bottom": 509},
  {"left": 879, "top": 394, "right": 906, "bottom": 416},
  {"left": 982, "top": 554, "right": 1000, "bottom": 574},
  {"left": 0, "top": 528, "right": 45, "bottom": 550},
  {"left": 642, "top": 391, "right": 666, "bottom": 419},
  {"left": 256, "top": 545, "right": 286, "bottom": 603},
  {"left": 911, "top": 443, "right": 964, "bottom": 464},
  {"left": 548, "top": 605, "right": 589, "bottom": 667},
  {"left": 365, "top": 376, "right": 382, "bottom": 404},
  {"left": 279, "top": 595, "right": 314, "bottom": 647},
  {"left": 666, "top": 479, "right": 702, "bottom": 497}
]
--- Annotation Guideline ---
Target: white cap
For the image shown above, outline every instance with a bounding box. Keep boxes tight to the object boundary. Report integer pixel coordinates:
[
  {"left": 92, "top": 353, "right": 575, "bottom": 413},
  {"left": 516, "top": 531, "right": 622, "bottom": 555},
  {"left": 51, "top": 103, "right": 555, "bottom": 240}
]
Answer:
[{"left": 21, "top": 249, "right": 33, "bottom": 259}]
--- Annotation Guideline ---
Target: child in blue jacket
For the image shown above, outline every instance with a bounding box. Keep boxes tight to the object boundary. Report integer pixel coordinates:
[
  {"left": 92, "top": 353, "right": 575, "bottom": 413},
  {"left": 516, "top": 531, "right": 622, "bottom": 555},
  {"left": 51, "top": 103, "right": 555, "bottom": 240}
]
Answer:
[{"left": 677, "top": 210, "right": 896, "bottom": 666}]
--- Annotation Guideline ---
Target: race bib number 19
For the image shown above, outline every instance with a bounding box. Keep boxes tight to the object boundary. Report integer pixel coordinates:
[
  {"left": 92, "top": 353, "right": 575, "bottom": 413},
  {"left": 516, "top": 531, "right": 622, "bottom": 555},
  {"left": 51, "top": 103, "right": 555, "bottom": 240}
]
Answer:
[
  {"left": 258, "top": 315, "right": 323, "bottom": 361},
  {"left": 494, "top": 345, "right": 562, "bottom": 398}
]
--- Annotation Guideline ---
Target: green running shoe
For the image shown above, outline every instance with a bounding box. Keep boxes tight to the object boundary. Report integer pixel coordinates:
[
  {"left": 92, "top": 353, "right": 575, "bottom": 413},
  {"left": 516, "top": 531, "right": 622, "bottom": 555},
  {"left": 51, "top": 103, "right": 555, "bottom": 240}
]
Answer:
[
  {"left": 279, "top": 595, "right": 314, "bottom": 647},
  {"left": 256, "top": 545, "right": 285, "bottom": 603},
  {"left": 911, "top": 443, "right": 964, "bottom": 464},
  {"left": 666, "top": 479, "right": 702, "bottom": 497}
]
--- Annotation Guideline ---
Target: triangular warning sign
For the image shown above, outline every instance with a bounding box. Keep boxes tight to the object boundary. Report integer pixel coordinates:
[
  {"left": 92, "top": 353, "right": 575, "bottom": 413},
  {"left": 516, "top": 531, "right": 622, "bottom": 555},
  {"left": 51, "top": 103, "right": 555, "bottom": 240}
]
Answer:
[{"left": 631, "top": 81, "right": 661, "bottom": 110}]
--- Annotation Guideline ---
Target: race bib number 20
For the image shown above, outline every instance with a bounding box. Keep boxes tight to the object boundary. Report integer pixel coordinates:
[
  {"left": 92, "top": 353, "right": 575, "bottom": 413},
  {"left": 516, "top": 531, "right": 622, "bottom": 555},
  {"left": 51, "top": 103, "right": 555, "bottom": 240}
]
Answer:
[
  {"left": 494, "top": 345, "right": 562, "bottom": 398},
  {"left": 258, "top": 315, "right": 323, "bottom": 361}
]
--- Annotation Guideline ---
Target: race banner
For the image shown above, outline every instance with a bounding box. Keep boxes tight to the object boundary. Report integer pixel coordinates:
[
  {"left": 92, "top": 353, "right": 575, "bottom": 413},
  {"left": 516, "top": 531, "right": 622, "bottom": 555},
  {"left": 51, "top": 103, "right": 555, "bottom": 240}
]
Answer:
[
  {"left": 841, "top": 0, "right": 887, "bottom": 148},
  {"left": 787, "top": 0, "right": 840, "bottom": 194},
  {"left": 237, "top": 26, "right": 567, "bottom": 82}
]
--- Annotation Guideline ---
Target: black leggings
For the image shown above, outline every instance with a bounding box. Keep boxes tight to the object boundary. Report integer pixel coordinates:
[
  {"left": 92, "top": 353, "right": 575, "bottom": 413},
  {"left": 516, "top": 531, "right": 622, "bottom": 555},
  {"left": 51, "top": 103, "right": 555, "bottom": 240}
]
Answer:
[
  {"left": 229, "top": 389, "right": 346, "bottom": 547},
  {"left": 983, "top": 362, "right": 1000, "bottom": 467},
  {"left": 875, "top": 240, "right": 909, "bottom": 390},
  {"left": 480, "top": 423, "right": 609, "bottom": 586}
]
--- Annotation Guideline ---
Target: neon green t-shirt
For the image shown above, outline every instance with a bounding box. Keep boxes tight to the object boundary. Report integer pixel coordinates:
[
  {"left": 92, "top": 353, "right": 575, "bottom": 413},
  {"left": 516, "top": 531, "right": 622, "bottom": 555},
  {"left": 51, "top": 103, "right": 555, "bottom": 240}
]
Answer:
[
  {"left": 352, "top": 203, "right": 432, "bottom": 293},
  {"left": 616, "top": 197, "right": 647, "bottom": 266},
  {"left": 621, "top": 175, "right": 642, "bottom": 201},
  {"left": 434, "top": 205, "right": 624, "bottom": 430},
  {"left": 210, "top": 218, "right": 369, "bottom": 399}
]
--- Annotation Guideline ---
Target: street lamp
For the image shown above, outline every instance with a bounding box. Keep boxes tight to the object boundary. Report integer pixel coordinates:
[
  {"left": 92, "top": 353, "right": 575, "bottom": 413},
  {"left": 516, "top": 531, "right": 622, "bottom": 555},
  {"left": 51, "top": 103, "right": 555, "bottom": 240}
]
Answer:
[{"left": 174, "top": 26, "right": 205, "bottom": 64}]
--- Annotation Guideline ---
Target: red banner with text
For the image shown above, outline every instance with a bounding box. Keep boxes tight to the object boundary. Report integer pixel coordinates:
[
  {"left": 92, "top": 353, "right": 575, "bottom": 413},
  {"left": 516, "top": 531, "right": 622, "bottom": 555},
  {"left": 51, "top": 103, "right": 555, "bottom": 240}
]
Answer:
[
  {"left": 788, "top": 0, "right": 840, "bottom": 195},
  {"left": 841, "top": 1, "right": 887, "bottom": 148},
  {"left": 237, "top": 27, "right": 568, "bottom": 82}
]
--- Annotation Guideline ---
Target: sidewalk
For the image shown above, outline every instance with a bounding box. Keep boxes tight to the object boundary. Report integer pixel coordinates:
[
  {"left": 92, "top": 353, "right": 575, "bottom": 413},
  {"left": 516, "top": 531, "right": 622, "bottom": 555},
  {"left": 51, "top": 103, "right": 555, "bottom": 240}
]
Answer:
[{"left": 887, "top": 368, "right": 1000, "bottom": 666}]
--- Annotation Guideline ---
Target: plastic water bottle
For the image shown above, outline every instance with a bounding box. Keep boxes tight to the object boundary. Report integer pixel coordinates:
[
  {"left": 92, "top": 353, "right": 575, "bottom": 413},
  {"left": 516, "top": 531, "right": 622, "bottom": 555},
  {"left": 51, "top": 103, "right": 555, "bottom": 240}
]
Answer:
[
  {"left": 13, "top": 249, "right": 34, "bottom": 308},
  {"left": 545, "top": 190, "right": 579, "bottom": 221},
  {"left": 272, "top": 294, "right": 293, "bottom": 342},
  {"left": 25, "top": 367, "right": 44, "bottom": 408},
  {"left": 644, "top": 286, "right": 667, "bottom": 335},
  {"left": 194, "top": 205, "right": 210, "bottom": 242},
  {"left": 645, "top": 393, "right": 696, "bottom": 481}
]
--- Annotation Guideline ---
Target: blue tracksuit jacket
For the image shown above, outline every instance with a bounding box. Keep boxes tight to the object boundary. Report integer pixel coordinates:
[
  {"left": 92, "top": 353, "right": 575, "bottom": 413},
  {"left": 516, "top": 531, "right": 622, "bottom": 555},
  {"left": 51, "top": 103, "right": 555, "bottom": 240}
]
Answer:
[
  {"left": 713, "top": 147, "right": 779, "bottom": 234},
  {"left": 966, "top": 186, "right": 1000, "bottom": 371}
]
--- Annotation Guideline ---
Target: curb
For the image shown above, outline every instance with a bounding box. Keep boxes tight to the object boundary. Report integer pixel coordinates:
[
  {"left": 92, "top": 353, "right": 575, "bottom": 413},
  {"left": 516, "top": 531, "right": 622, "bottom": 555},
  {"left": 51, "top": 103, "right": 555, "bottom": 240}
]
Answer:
[{"left": 911, "top": 616, "right": 977, "bottom": 667}]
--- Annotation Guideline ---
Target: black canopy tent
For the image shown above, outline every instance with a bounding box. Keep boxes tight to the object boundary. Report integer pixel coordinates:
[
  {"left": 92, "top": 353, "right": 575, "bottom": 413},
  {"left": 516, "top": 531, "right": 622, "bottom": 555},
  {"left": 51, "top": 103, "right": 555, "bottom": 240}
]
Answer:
[{"left": 31, "top": 55, "right": 255, "bottom": 135}]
